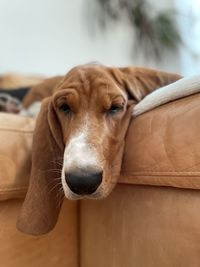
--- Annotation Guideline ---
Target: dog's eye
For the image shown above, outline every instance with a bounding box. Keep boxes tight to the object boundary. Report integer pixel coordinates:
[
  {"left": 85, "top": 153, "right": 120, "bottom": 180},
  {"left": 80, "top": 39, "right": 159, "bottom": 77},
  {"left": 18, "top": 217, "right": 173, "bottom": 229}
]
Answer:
[
  {"left": 59, "top": 103, "right": 71, "bottom": 114},
  {"left": 107, "top": 105, "right": 123, "bottom": 115}
]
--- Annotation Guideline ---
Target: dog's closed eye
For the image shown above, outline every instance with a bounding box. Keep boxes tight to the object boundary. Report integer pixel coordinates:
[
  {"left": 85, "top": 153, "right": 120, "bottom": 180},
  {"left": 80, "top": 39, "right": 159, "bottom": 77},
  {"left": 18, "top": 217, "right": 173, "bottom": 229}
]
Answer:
[
  {"left": 59, "top": 103, "right": 71, "bottom": 114},
  {"left": 107, "top": 104, "right": 124, "bottom": 115}
]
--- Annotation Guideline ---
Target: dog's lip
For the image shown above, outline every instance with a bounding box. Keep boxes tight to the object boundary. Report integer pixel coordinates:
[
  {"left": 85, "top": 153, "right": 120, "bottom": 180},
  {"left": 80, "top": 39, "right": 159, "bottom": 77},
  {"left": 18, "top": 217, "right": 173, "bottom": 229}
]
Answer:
[{"left": 63, "top": 186, "right": 103, "bottom": 200}]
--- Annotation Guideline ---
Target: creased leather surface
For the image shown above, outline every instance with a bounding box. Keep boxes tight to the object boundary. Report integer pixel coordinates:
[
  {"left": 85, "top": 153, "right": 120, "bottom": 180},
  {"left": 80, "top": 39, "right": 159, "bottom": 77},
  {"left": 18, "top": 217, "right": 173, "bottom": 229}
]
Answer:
[
  {"left": 120, "top": 93, "right": 200, "bottom": 189},
  {"left": 0, "top": 113, "right": 35, "bottom": 200},
  {"left": 81, "top": 185, "right": 200, "bottom": 267},
  {"left": 0, "top": 199, "right": 78, "bottom": 267}
]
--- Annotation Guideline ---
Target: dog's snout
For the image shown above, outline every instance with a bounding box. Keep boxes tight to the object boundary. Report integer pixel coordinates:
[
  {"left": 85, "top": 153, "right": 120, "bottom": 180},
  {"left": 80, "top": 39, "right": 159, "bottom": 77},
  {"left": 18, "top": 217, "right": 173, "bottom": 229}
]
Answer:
[{"left": 65, "top": 170, "right": 102, "bottom": 195}]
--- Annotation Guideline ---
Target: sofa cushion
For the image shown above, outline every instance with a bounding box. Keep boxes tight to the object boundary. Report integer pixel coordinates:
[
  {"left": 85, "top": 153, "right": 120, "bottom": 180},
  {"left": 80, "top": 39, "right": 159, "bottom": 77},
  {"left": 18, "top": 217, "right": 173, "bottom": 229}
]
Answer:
[
  {"left": 120, "top": 93, "right": 200, "bottom": 190},
  {"left": 80, "top": 185, "right": 200, "bottom": 267},
  {"left": 0, "top": 113, "right": 35, "bottom": 200},
  {"left": 0, "top": 73, "right": 43, "bottom": 89},
  {"left": 0, "top": 199, "right": 78, "bottom": 267}
]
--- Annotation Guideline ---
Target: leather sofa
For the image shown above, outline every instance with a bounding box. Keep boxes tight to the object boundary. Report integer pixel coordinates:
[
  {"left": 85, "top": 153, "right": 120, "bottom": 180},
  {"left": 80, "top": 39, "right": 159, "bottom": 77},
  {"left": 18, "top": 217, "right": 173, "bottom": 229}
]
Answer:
[{"left": 1, "top": 92, "right": 200, "bottom": 267}]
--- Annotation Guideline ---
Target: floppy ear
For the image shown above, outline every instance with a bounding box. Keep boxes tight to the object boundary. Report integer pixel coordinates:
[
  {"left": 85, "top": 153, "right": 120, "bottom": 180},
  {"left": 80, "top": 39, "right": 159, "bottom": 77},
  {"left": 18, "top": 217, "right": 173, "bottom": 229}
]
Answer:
[
  {"left": 17, "top": 97, "right": 64, "bottom": 235},
  {"left": 110, "top": 67, "right": 182, "bottom": 101}
]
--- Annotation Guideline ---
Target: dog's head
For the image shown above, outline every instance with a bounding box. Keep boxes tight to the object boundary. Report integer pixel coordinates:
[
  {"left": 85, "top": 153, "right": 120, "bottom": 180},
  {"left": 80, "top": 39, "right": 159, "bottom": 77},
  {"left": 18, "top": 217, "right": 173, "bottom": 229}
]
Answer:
[{"left": 17, "top": 64, "right": 181, "bottom": 235}]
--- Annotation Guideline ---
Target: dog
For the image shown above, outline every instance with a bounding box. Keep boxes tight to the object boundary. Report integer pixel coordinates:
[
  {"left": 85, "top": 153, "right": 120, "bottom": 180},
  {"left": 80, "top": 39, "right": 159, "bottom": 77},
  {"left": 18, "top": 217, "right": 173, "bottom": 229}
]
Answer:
[
  {"left": 0, "top": 72, "right": 43, "bottom": 114},
  {"left": 17, "top": 64, "right": 181, "bottom": 235},
  {"left": 0, "top": 87, "right": 31, "bottom": 113},
  {"left": 0, "top": 73, "right": 43, "bottom": 89}
]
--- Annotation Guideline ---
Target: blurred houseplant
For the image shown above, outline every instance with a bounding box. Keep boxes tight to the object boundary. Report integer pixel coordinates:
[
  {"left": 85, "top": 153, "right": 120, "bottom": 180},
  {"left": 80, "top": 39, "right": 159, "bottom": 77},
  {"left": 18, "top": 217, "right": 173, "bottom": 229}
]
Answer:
[{"left": 87, "top": 0, "right": 182, "bottom": 60}]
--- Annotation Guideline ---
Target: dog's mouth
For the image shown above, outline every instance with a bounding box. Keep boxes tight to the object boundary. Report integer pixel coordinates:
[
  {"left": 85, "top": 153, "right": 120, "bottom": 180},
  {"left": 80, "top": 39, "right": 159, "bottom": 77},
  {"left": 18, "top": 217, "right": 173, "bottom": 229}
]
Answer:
[
  {"left": 62, "top": 188, "right": 106, "bottom": 200},
  {"left": 61, "top": 184, "right": 105, "bottom": 200}
]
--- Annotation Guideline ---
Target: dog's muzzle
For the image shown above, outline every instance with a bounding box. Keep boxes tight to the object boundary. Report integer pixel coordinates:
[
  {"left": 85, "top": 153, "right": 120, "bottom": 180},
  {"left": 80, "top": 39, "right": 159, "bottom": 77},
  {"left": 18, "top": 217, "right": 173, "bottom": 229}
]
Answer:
[{"left": 65, "top": 169, "right": 103, "bottom": 195}]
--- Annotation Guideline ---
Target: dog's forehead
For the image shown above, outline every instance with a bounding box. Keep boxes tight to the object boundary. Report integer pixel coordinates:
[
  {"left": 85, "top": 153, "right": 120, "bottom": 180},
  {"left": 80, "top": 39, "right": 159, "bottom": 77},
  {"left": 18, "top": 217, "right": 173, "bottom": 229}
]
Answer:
[{"left": 61, "top": 65, "right": 122, "bottom": 96}]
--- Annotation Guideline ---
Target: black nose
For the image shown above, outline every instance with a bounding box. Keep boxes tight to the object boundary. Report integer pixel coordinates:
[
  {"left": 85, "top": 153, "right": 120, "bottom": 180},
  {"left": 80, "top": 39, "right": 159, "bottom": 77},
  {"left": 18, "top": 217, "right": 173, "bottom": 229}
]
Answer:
[{"left": 65, "top": 170, "right": 103, "bottom": 195}]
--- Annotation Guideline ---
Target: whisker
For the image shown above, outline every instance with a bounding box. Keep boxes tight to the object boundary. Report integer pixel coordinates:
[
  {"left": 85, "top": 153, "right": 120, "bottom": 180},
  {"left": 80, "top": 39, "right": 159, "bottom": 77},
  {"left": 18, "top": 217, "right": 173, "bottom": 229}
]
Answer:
[
  {"left": 47, "top": 177, "right": 62, "bottom": 186},
  {"left": 41, "top": 168, "right": 62, "bottom": 174},
  {"left": 56, "top": 162, "right": 64, "bottom": 167},
  {"left": 57, "top": 196, "right": 64, "bottom": 209},
  {"left": 54, "top": 156, "right": 64, "bottom": 160},
  {"left": 50, "top": 157, "right": 64, "bottom": 164},
  {"left": 49, "top": 182, "right": 63, "bottom": 194},
  {"left": 56, "top": 189, "right": 64, "bottom": 209}
]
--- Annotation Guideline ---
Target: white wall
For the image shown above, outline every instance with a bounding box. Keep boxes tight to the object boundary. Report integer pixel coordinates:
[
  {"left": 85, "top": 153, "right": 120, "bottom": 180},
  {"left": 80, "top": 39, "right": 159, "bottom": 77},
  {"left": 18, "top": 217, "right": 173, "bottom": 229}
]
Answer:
[
  {"left": 0, "top": 0, "right": 183, "bottom": 76},
  {"left": 176, "top": 0, "right": 200, "bottom": 75}
]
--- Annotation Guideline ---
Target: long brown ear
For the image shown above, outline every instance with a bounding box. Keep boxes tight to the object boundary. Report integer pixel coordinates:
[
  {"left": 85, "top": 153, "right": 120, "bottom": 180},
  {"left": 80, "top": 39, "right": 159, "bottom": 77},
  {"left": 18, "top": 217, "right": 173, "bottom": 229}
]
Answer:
[
  {"left": 17, "top": 98, "right": 64, "bottom": 235},
  {"left": 23, "top": 76, "right": 63, "bottom": 108},
  {"left": 110, "top": 67, "right": 182, "bottom": 101}
]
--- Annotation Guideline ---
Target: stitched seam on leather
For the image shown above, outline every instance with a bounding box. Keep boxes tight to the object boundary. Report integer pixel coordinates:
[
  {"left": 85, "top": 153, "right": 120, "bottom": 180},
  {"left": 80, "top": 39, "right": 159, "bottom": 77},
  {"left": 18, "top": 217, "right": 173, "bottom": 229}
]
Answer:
[
  {"left": 122, "top": 172, "right": 200, "bottom": 176},
  {"left": 0, "top": 190, "right": 27, "bottom": 200},
  {"left": 0, "top": 128, "right": 33, "bottom": 134},
  {"left": 0, "top": 186, "right": 27, "bottom": 192}
]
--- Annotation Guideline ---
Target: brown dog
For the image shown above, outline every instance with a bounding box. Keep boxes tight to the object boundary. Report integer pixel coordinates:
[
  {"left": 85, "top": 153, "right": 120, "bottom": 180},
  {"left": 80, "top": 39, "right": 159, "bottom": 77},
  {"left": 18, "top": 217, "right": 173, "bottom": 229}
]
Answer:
[
  {"left": 17, "top": 64, "right": 181, "bottom": 235},
  {"left": 0, "top": 73, "right": 43, "bottom": 89}
]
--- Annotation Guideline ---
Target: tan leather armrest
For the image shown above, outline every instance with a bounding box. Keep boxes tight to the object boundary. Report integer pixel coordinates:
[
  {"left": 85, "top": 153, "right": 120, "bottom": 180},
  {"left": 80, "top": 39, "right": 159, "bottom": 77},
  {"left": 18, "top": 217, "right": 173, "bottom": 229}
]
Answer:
[{"left": 121, "top": 93, "right": 200, "bottom": 190}]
